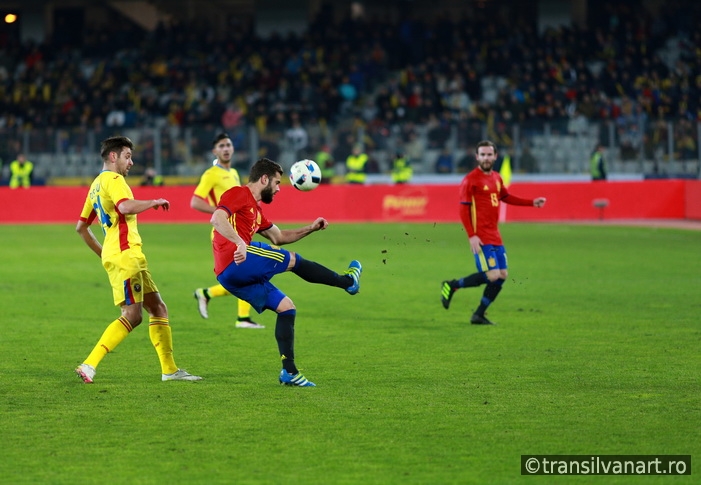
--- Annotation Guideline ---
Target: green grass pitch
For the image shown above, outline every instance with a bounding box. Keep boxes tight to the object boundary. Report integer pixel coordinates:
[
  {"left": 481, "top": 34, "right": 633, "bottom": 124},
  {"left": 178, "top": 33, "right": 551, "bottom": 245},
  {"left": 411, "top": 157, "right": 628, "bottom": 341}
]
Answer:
[{"left": 0, "top": 222, "right": 699, "bottom": 484}]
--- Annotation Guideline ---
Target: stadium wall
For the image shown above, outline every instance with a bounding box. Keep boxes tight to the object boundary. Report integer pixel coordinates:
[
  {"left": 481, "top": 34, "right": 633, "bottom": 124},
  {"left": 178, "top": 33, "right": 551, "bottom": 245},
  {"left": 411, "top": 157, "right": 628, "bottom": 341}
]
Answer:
[{"left": 1, "top": 180, "right": 699, "bottom": 224}]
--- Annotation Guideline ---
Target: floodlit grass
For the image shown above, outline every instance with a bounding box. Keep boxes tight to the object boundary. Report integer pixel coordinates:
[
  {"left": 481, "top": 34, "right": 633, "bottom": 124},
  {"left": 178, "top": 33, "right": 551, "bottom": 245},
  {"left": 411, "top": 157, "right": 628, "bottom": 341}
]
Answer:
[{"left": 0, "top": 222, "right": 699, "bottom": 484}]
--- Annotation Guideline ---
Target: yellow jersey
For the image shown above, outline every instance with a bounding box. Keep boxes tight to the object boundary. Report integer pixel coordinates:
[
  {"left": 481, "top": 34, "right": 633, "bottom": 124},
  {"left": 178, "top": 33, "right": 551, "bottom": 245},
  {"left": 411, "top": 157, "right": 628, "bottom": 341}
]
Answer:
[
  {"left": 79, "top": 171, "right": 142, "bottom": 261},
  {"left": 193, "top": 164, "right": 242, "bottom": 206}
]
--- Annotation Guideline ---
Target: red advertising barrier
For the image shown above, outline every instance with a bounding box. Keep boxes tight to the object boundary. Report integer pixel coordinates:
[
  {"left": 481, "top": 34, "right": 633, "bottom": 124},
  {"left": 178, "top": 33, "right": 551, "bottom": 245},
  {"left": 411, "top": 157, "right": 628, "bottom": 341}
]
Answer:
[
  {"left": 685, "top": 180, "right": 701, "bottom": 220},
  {"left": 502, "top": 179, "right": 686, "bottom": 221},
  {"left": 1, "top": 179, "right": 698, "bottom": 224}
]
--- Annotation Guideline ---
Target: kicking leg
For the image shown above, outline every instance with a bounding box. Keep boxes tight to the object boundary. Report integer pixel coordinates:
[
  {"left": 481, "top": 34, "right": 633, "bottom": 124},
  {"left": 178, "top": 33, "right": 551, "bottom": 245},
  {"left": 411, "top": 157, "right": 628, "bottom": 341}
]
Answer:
[
  {"left": 291, "top": 254, "right": 361, "bottom": 294},
  {"left": 441, "top": 272, "right": 488, "bottom": 309}
]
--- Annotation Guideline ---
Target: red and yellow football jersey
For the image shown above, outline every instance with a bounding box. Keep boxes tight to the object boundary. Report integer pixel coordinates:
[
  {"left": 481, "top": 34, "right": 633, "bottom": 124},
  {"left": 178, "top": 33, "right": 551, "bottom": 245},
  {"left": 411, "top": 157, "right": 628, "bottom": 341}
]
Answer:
[
  {"left": 459, "top": 168, "right": 508, "bottom": 246},
  {"left": 212, "top": 186, "right": 273, "bottom": 275},
  {"left": 79, "top": 171, "right": 142, "bottom": 260},
  {"left": 193, "top": 164, "right": 242, "bottom": 207}
]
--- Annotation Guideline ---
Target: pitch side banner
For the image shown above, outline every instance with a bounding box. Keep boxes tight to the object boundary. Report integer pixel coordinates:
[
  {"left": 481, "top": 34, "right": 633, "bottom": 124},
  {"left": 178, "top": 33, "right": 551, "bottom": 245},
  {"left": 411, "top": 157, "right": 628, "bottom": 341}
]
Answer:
[{"left": 0, "top": 180, "right": 695, "bottom": 224}]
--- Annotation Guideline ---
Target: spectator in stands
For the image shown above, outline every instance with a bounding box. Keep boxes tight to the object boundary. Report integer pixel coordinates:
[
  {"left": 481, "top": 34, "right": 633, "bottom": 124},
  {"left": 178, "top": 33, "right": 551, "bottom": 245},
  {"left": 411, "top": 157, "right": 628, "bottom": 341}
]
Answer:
[
  {"left": 333, "top": 131, "right": 356, "bottom": 163},
  {"left": 567, "top": 109, "right": 589, "bottom": 135},
  {"left": 590, "top": 144, "right": 608, "bottom": 181},
  {"left": 338, "top": 76, "right": 358, "bottom": 114},
  {"left": 267, "top": 111, "right": 288, "bottom": 137},
  {"left": 4, "top": 0, "right": 701, "bottom": 182},
  {"left": 285, "top": 114, "right": 309, "bottom": 158},
  {"left": 446, "top": 83, "right": 472, "bottom": 118},
  {"left": 675, "top": 119, "right": 697, "bottom": 161},
  {"left": 403, "top": 131, "right": 425, "bottom": 168},
  {"left": 519, "top": 147, "right": 539, "bottom": 173},
  {"left": 10, "top": 154, "right": 34, "bottom": 189},
  {"left": 221, "top": 102, "right": 244, "bottom": 131},
  {"left": 105, "top": 105, "right": 126, "bottom": 128},
  {"left": 304, "top": 115, "right": 326, "bottom": 150},
  {"left": 434, "top": 147, "right": 454, "bottom": 174},
  {"left": 457, "top": 148, "right": 477, "bottom": 174},
  {"left": 426, "top": 113, "right": 451, "bottom": 149},
  {"left": 141, "top": 167, "right": 164, "bottom": 186},
  {"left": 366, "top": 155, "right": 381, "bottom": 174}
]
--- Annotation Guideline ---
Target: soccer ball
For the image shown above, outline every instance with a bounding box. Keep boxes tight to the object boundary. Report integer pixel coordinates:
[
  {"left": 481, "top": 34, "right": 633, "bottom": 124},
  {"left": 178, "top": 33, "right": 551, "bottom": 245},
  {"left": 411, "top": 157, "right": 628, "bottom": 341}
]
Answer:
[{"left": 289, "top": 159, "right": 322, "bottom": 191}]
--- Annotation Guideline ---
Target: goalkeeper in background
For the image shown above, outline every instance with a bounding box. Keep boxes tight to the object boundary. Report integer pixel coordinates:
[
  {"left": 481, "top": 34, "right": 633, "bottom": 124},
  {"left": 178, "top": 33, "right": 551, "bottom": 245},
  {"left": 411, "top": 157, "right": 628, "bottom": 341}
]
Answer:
[{"left": 191, "top": 133, "right": 263, "bottom": 329}]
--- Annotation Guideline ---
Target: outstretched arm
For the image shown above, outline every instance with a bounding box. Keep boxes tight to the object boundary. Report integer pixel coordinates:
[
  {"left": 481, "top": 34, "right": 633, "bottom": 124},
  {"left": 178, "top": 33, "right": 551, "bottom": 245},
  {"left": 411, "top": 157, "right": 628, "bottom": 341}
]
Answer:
[
  {"left": 117, "top": 198, "right": 170, "bottom": 214},
  {"left": 260, "top": 217, "right": 329, "bottom": 245},
  {"left": 502, "top": 194, "right": 546, "bottom": 208}
]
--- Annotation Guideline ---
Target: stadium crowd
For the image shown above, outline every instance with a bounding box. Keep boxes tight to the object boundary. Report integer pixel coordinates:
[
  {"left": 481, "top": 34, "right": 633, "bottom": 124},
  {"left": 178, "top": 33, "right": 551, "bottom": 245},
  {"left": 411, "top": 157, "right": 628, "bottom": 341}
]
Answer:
[{"left": 1, "top": 1, "right": 700, "bottom": 171}]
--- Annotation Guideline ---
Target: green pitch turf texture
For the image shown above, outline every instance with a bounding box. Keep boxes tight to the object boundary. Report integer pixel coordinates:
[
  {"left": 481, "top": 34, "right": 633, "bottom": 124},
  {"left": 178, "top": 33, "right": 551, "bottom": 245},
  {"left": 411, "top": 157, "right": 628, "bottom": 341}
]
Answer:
[{"left": 0, "top": 222, "right": 698, "bottom": 485}]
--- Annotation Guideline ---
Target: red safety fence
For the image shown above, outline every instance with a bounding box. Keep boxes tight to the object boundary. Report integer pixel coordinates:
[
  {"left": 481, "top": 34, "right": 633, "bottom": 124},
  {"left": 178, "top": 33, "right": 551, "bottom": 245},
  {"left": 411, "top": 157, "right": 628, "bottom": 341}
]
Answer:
[{"left": 1, "top": 180, "right": 699, "bottom": 224}]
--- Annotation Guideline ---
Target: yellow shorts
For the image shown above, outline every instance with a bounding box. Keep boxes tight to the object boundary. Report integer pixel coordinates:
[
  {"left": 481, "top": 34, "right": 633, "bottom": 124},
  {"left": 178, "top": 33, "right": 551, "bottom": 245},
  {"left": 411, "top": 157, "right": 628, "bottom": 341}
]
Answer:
[{"left": 103, "top": 248, "right": 159, "bottom": 306}]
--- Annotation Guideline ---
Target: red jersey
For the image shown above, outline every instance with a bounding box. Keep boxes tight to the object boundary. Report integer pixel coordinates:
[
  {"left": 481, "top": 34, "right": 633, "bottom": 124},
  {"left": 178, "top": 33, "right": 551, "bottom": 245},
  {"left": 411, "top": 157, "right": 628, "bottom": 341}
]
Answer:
[
  {"left": 212, "top": 186, "right": 274, "bottom": 274},
  {"left": 459, "top": 167, "right": 536, "bottom": 246},
  {"left": 459, "top": 168, "right": 508, "bottom": 245}
]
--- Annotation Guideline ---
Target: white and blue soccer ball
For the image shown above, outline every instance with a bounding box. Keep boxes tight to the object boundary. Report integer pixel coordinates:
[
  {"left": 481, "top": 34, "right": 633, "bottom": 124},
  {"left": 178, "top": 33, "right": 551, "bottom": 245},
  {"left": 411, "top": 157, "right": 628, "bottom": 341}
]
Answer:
[{"left": 289, "top": 159, "right": 322, "bottom": 191}]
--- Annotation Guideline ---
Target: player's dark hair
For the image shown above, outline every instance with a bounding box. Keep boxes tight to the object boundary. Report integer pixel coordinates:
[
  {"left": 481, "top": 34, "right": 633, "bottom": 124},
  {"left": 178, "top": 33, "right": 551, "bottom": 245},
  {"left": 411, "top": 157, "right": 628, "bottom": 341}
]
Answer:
[
  {"left": 249, "top": 158, "right": 283, "bottom": 182},
  {"left": 100, "top": 136, "right": 134, "bottom": 160},
  {"left": 475, "top": 140, "right": 498, "bottom": 154},
  {"left": 212, "top": 133, "right": 231, "bottom": 147}
]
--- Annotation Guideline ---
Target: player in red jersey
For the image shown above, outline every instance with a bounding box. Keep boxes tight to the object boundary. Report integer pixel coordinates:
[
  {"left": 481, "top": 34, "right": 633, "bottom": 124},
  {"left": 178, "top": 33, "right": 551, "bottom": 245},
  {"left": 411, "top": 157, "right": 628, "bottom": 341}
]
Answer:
[
  {"left": 441, "top": 140, "right": 546, "bottom": 325},
  {"left": 210, "top": 158, "right": 362, "bottom": 387}
]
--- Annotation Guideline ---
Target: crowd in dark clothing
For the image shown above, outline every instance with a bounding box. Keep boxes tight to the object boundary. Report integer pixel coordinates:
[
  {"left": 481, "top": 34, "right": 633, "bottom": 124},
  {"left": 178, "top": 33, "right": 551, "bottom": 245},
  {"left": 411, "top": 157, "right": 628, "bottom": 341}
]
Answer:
[{"left": 1, "top": 2, "right": 700, "bottom": 149}]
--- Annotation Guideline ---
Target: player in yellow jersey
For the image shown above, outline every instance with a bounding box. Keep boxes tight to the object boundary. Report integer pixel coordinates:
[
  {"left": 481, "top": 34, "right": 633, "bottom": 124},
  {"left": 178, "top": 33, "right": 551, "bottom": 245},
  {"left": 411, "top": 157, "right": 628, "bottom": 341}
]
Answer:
[
  {"left": 191, "top": 133, "right": 264, "bottom": 328},
  {"left": 74, "top": 135, "right": 202, "bottom": 383}
]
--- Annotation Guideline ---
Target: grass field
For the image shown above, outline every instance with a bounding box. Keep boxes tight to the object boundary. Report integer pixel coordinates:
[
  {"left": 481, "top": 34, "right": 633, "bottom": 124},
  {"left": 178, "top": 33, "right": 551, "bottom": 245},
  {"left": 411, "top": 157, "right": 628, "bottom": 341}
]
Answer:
[{"left": 0, "top": 222, "right": 699, "bottom": 484}]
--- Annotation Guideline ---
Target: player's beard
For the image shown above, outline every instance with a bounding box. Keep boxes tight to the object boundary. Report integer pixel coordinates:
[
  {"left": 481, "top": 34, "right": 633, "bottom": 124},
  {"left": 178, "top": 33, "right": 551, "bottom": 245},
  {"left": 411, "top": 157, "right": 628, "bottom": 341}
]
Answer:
[
  {"left": 260, "top": 182, "right": 275, "bottom": 204},
  {"left": 118, "top": 163, "right": 130, "bottom": 176},
  {"left": 478, "top": 160, "right": 493, "bottom": 172}
]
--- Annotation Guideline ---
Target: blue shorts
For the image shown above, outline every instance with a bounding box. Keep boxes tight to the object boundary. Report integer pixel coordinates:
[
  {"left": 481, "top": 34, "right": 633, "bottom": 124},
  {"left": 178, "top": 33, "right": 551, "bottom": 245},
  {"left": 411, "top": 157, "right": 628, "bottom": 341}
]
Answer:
[
  {"left": 216, "top": 242, "right": 291, "bottom": 313},
  {"left": 475, "top": 244, "right": 508, "bottom": 272}
]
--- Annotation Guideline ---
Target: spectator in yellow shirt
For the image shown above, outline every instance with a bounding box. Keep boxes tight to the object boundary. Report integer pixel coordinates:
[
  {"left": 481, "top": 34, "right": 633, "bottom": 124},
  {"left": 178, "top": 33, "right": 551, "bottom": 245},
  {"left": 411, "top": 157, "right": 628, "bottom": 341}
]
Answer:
[
  {"left": 345, "top": 144, "right": 368, "bottom": 184},
  {"left": 10, "top": 154, "right": 33, "bottom": 189}
]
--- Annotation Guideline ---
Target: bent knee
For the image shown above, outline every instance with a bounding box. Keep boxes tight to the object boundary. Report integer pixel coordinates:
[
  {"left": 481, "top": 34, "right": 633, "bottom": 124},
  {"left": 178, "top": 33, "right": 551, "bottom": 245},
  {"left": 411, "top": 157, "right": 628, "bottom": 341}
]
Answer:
[
  {"left": 485, "top": 271, "right": 502, "bottom": 283},
  {"left": 144, "top": 293, "right": 168, "bottom": 318},
  {"left": 276, "top": 297, "right": 296, "bottom": 313},
  {"left": 287, "top": 252, "right": 297, "bottom": 271},
  {"left": 122, "top": 308, "right": 143, "bottom": 327}
]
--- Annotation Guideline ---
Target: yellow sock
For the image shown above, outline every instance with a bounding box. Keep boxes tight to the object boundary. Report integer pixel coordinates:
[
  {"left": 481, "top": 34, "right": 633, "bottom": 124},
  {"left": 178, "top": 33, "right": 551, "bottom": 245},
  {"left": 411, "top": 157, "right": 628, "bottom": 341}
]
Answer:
[
  {"left": 84, "top": 317, "right": 133, "bottom": 368},
  {"left": 238, "top": 299, "right": 252, "bottom": 319},
  {"left": 207, "top": 284, "right": 231, "bottom": 298},
  {"left": 148, "top": 317, "right": 178, "bottom": 375}
]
